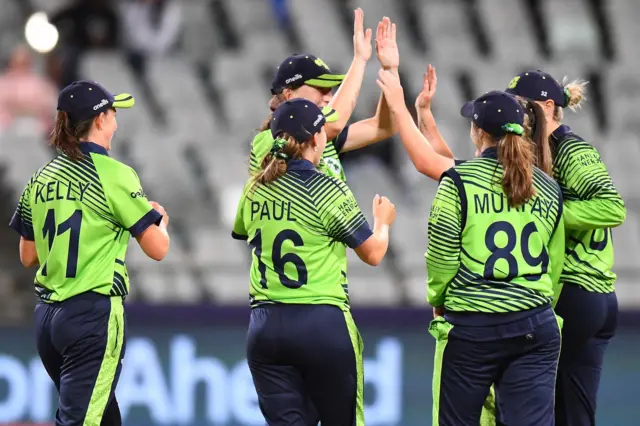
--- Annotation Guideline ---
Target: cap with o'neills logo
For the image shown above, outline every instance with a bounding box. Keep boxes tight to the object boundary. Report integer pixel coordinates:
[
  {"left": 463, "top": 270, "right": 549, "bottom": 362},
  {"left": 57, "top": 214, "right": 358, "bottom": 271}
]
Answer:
[
  {"left": 271, "top": 54, "right": 345, "bottom": 95},
  {"left": 57, "top": 80, "right": 135, "bottom": 123},
  {"left": 460, "top": 91, "right": 525, "bottom": 138},
  {"left": 270, "top": 98, "right": 339, "bottom": 142},
  {"left": 505, "top": 70, "right": 569, "bottom": 107}
]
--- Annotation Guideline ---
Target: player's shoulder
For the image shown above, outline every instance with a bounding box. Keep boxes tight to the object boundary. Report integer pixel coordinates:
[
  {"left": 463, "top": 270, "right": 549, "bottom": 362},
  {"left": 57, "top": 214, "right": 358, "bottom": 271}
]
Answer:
[
  {"left": 91, "top": 154, "right": 139, "bottom": 181},
  {"left": 303, "top": 169, "right": 350, "bottom": 199},
  {"left": 533, "top": 167, "right": 562, "bottom": 197},
  {"left": 554, "top": 131, "right": 599, "bottom": 160},
  {"left": 251, "top": 130, "right": 273, "bottom": 152}
]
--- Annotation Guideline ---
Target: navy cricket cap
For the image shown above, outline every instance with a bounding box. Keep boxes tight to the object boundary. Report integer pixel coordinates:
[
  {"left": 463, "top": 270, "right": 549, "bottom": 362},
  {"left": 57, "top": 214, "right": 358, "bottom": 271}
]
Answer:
[
  {"left": 460, "top": 91, "right": 525, "bottom": 138},
  {"left": 57, "top": 80, "right": 135, "bottom": 123},
  {"left": 271, "top": 54, "right": 345, "bottom": 95},
  {"left": 505, "top": 70, "right": 568, "bottom": 107},
  {"left": 271, "top": 98, "right": 339, "bottom": 141}
]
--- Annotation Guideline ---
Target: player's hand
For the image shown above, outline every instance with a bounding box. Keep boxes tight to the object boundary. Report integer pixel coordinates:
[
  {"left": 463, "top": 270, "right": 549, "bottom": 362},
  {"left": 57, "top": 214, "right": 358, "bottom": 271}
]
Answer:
[
  {"left": 415, "top": 64, "right": 437, "bottom": 110},
  {"left": 353, "top": 8, "right": 373, "bottom": 62},
  {"left": 376, "top": 69, "right": 405, "bottom": 113},
  {"left": 150, "top": 201, "right": 169, "bottom": 227},
  {"left": 372, "top": 194, "right": 396, "bottom": 225},
  {"left": 375, "top": 17, "right": 399, "bottom": 70},
  {"left": 433, "top": 306, "right": 445, "bottom": 318}
]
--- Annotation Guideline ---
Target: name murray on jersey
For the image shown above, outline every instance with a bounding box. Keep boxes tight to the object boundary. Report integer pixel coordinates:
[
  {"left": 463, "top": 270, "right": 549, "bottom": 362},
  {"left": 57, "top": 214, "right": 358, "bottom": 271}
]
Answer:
[
  {"left": 33, "top": 180, "right": 92, "bottom": 204},
  {"left": 472, "top": 192, "right": 555, "bottom": 219}
]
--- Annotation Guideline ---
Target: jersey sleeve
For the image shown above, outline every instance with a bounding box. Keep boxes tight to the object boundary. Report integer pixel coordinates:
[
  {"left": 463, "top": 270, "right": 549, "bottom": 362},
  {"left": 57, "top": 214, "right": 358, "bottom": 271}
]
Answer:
[
  {"left": 9, "top": 178, "right": 35, "bottom": 240},
  {"left": 249, "top": 130, "right": 273, "bottom": 175},
  {"left": 549, "top": 217, "right": 566, "bottom": 307},
  {"left": 556, "top": 141, "right": 626, "bottom": 231},
  {"left": 333, "top": 125, "right": 350, "bottom": 153},
  {"left": 103, "top": 165, "right": 162, "bottom": 237},
  {"left": 426, "top": 175, "right": 462, "bottom": 307},
  {"left": 317, "top": 178, "right": 372, "bottom": 249},
  {"left": 231, "top": 183, "right": 250, "bottom": 240}
]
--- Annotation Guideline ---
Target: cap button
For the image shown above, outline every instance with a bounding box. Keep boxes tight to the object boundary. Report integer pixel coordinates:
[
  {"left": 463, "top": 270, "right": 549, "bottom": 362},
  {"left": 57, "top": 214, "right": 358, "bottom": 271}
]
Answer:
[
  {"left": 498, "top": 109, "right": 502, "bottom": 112},
  {"left": 88, "top": 88, "right": 92, "bottom": 91}
]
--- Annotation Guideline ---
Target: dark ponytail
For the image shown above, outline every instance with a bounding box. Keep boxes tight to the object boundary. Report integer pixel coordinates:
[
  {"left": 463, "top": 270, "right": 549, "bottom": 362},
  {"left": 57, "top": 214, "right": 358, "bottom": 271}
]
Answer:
[
  {"left": 49, "top": 111, "right": 93, "bottom": 161},
  {"left": 520, "top": 99, "right": 553, "bottom": 176}
]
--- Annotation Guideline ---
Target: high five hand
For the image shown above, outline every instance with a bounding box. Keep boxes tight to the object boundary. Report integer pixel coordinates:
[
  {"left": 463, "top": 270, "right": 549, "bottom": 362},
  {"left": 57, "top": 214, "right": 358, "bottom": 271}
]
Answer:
[
  {"left": 353, "top": 8, "right": 373, "bottom": 62},
  {"left": 376, "top": 17, "right": 399, "bottom": 70},
  {"left": 416, "top": 64, "right": 438, "bottom": 110}
]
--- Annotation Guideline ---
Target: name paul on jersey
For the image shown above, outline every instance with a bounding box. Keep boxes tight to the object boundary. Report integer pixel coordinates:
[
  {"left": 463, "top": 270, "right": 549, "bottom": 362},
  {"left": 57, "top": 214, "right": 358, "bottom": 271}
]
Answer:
[
  {"left": 474, "top": 192, "right": 554, "bottom": 219},
  {"left": 33, "top": 181, "right": 91, "bottom": 205},
  {"left": 251, "top": 200, "right": 296, "bottom": 222}
]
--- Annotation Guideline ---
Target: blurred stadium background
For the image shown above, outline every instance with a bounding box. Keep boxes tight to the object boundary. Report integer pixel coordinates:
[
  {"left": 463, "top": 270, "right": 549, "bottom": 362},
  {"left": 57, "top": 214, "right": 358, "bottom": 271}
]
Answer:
[{"left": 0, "top": 0, "right": 639, "bottom": 424}]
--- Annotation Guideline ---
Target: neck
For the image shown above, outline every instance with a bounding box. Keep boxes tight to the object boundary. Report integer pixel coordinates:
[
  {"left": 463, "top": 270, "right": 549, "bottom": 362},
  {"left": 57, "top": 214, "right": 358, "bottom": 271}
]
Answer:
[
  {"left": 546, "top": 120, "right": 561, "bottom": 140},
  {"left": 301, "top": 147, "right": 317, "bottom": 165},
  {"left": 480, "top": 141, "right": 496, "bottom": 152},
  {"left": 84, "top": 131, "right": 110, "bottom": 151}
]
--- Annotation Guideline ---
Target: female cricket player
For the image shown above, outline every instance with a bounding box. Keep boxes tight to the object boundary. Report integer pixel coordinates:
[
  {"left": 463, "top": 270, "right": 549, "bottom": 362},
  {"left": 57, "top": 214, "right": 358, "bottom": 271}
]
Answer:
[
  {"left": 250, "top": 9, "right": 399, "bottom": 182},
  {"left": 9, "top": 80, "right": 170, "bottom": 426},
  {"left": 379, "top": 73, "right": 565, "bottom": 424},
  {"left": 505, "top": 70, "right": 625, "bottom": 426},
  {"left": 232, "top": 98, "right": 396, "bottom": 425},
  {"left": 389, "top": 65, "right": 625, "bottom": 425}
]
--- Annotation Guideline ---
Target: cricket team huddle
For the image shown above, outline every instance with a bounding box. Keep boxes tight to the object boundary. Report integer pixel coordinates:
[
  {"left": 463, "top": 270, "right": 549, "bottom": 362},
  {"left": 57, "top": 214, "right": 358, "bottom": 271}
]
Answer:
[{"left": 10, "top": 7, "right": 625, "bottom": 426}]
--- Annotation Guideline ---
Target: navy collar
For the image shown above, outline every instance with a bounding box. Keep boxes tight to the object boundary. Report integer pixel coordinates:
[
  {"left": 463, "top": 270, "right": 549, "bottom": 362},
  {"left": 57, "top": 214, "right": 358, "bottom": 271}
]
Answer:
[
  {"left": 287, "top": 159, "right": 316, "bottom": 171},
  {"left": 550, "top": 124, "right": 572, "bottom": 142},
  {"left": 480, "top": 146, "right": 498, "bottom": 159},
  {"left": 78, "top": 142, "right": 109, "bottom": 156}
]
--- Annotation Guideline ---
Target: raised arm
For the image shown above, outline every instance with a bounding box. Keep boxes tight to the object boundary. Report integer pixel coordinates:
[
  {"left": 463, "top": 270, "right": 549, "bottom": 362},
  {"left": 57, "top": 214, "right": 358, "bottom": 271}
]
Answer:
[
  {"left": 341, "top": 17, "right": 399, "bottom": 153},
  {"left": 556, "top": 140, "right": 626, "bottom": 230},
  {"left": 415, "top": 65, "right": 454, "bottom": 159},
  {"left": 376, "top": 69, "right": 455, "bottom": 180},
  {"left": 325, "top": 8, "right": 372, "bottom": 141}
]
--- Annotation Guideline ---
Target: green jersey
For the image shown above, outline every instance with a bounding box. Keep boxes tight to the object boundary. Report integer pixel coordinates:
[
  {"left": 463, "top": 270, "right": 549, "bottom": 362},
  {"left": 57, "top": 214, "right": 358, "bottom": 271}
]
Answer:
[
  {"left": 551, "top": 125, "right": 626, "bottom": 293},
  {"left": 232, "top": 159, "right": 372, "bottom": 309},
  {"left": 426, "top": 147, "right": 566, "bottom": 313},
  {"left": 9, "top": 142, "right": 162, "bottom": 302},
  {"left": 249, "top": 126, "right": 349, "bottom": 182}
]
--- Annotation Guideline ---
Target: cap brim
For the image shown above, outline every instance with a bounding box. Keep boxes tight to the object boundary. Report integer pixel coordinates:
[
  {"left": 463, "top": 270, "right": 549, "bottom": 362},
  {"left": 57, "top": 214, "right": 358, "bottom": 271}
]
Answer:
[
  {"left": 112, "top": 93, "right": 135, "bottom": 109},
  {"left": 321, "top": 106, "right": 339, "bottom": 123},
  {"left": 305, "top": 73, "right": 345, "bottom": 88},
  {"left": 460, "top": 101, "right": 475, "bottom": 119}
]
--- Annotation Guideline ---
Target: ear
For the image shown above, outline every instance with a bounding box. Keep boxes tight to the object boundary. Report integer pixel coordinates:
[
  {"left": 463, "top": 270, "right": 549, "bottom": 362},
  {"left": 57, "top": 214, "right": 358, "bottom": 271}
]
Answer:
[{"left": 282, "top": 88, "right": 294, "bottom": 100}]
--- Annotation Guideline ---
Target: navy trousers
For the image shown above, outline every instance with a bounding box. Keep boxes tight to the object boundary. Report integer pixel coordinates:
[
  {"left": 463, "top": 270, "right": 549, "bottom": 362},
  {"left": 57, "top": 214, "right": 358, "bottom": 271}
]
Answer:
[
  {"left": 554, "top": 283, "right": 618, "bottom": 426},
  {"left": 35, "top": 292, "right": 126, "bottom": 426},
  {"left": 431, "top": 306, "right": 561, "bottom": 426},
  {"left": 247, "top": 304, "right": 364, "bottom": 426}
]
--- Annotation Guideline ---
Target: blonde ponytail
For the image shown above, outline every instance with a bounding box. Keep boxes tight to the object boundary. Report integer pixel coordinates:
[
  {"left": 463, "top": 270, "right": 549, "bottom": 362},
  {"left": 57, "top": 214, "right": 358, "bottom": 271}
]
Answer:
[
  {"left": 554, "top": 77, "right": 588, "bottom": 121},
  {"left": 497, "top": 132, "right": 536, "bottom": 207},
  {"left": 252, "top": 133, "right": 309, "bottom": 186}
]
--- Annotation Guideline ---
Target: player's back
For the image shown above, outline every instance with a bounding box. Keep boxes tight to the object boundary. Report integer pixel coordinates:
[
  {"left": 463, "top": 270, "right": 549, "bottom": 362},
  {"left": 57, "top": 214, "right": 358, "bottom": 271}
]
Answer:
[
  {"left": 17, "top": 143, "right": 151, "bottom": 301},
  {"left": 446, "top": 150, "right": 563, "bottom": 312},
  {"left": 239, "top": 159, "right": 367, "bottom": 309}
]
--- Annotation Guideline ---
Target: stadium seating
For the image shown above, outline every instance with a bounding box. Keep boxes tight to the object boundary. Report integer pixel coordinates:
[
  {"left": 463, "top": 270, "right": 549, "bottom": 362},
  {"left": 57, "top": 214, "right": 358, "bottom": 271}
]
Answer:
[{"left": 1, "top": 0, "right": 639, "bottom": 308}]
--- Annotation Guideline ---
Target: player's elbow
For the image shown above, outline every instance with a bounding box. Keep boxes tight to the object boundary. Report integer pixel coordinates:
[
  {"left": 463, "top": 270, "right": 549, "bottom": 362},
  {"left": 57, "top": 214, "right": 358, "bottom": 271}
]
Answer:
[
  {"left": 612, "top": 202, "right": 627, "bottom": 228},
  {"left": 136, "top": 226, "right": 170, "bottom": 261}
]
